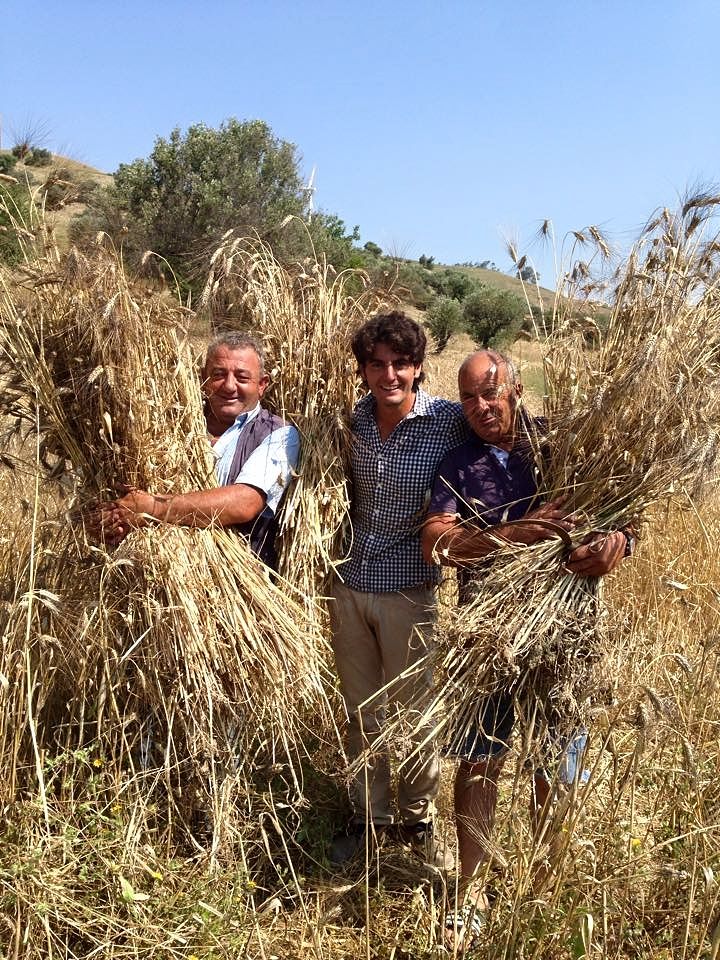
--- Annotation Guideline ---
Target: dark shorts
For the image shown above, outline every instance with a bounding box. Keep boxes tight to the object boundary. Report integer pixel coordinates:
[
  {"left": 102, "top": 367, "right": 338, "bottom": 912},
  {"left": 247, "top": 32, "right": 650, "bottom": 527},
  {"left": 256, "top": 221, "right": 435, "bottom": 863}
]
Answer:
[{"left": 450, "top": 693, "right": 589, "bottom": 787}]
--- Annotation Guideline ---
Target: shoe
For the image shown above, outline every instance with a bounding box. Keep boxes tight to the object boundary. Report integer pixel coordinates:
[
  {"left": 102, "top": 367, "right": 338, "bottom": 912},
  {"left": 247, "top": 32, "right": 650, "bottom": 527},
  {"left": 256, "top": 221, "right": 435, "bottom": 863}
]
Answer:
[
  {"left": 398, "top": 820, "right": 455, "bottom": 871},
  {"left": 328, "top": 821, "right": 386, "bottom": 865},
  {"left": 443, "top": 902, "right": 486, "bottom": 951}
]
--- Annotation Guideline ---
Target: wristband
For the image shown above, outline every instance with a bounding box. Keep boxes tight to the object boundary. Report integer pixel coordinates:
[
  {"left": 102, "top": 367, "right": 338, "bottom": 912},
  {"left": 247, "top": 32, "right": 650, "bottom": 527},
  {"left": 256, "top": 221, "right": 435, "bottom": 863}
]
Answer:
[{"left": 622, "top": 530, "right": 635, "bottom": 558}]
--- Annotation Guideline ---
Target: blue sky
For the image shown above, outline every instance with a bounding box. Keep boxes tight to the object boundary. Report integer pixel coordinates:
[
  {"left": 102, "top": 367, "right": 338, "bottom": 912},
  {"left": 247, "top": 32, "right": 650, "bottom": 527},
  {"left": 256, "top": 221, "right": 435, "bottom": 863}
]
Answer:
[{"left": 4, "top": 0, "right": 719, "bottom": 282}]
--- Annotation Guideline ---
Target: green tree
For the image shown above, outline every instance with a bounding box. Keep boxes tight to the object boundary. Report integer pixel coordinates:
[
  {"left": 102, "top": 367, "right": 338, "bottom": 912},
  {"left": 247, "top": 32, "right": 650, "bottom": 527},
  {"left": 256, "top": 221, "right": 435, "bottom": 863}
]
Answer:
[
  {"left": 427, "top": 268, "right": 478, "bottom": 302},
  {"left": 426, "top": 295, "right": 463, "bottom": 352},
  {"left": 73, "top": 119, "right": 309, "bottom": 283},
  {"left": 0, "top": 183, "right": 31, "bottom": 265},
  {"left": 0, "top": 152, "right": 17, "bottom": 175},
  {"left": 463, "top": 286, "right": 526, "bottom": 348}
]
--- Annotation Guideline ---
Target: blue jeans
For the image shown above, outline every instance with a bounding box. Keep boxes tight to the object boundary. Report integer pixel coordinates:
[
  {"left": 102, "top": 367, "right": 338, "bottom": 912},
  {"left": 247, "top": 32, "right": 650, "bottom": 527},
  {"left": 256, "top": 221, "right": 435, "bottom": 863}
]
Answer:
[{"left": 453, "top": 692, "right": 590, "bottom": 786}]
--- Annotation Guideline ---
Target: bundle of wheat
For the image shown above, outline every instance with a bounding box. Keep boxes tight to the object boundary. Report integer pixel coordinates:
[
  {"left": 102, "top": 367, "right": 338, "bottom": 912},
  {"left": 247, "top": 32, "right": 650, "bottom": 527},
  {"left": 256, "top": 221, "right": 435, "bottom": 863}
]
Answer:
[
  {"left": 0, "top": 238, "right": 336, "bottom": 846},
  {"left": 202, "top": 234, "right": 383, "bottom": 601},
  {"left": 410, "top": 195, "right": 720, "bottom": 764}
]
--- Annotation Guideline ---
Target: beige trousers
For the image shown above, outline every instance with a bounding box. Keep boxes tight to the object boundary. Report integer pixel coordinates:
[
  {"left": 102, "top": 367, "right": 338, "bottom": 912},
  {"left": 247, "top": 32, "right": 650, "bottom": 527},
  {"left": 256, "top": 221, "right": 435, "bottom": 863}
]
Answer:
[{"left": 330, "top": 579, "right": 441, "bottom": 826}]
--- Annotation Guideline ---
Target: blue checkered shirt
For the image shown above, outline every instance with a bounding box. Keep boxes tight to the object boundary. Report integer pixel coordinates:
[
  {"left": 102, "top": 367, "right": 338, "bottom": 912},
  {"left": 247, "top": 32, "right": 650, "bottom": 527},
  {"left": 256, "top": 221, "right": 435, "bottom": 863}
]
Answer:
[{"left": 342, "top": 388, "right": 468, "bottom": 592}]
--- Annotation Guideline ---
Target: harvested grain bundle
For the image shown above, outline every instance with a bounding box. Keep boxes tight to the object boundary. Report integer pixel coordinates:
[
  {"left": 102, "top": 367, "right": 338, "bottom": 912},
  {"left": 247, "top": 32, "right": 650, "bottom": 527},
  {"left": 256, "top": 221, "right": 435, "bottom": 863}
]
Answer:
[
  {"left": 202, "top": 235, "right": 382, "bottom": 600},
  {"left": 414, "top": 195, "right": 720, "bottom": 764},
  {"left": 0, "top": 240, "right": 335, "bottom": 832}
]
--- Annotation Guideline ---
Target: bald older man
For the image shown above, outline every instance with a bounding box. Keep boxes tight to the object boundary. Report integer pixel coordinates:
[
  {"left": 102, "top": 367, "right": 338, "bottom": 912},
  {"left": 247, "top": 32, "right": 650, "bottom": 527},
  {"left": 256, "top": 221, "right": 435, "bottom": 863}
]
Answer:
[{"left": 422, "top": 349, "right": 631, "bottom": 944}]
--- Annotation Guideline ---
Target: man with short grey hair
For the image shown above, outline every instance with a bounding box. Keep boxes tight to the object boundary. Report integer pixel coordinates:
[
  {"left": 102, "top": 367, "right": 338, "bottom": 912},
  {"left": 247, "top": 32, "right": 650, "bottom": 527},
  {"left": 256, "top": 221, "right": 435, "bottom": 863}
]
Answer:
[
  {"left": 423, "top": 348, "right": 629, "bottom": 946},
  {"left": 94, "top": 330, "right": 300, "bottom": 568}
]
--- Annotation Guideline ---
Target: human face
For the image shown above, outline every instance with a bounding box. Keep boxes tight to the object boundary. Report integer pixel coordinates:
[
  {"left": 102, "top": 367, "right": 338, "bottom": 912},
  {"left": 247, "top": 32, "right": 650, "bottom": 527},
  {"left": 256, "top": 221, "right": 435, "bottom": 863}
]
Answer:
[
  {"left": 361, "top": 342, "right": 421, "bottom": 418},
  {"left": 203, "top": 345, "right": 269, "bottom": 432},
  {"left": 458, "top": 352, "right": 522, "bottom": 449}
]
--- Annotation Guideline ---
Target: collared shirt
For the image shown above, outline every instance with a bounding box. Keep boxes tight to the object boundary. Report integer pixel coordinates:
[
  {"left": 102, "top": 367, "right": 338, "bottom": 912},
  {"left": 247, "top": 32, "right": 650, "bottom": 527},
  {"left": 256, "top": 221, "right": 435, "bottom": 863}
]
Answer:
[
  {"left": 342, "top": 388, "right": 468, "bottom": 592},
  {"left": 212, "top": 403, "right": 300, "bottom": 515},
  {"left": 428, "top": 422, "right": 542, "bottom": 528}
]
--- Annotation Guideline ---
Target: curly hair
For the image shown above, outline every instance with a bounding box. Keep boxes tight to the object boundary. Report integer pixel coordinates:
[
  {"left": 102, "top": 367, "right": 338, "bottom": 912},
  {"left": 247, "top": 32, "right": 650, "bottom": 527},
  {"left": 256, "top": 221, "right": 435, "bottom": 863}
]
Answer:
[{"left": 351, "top": 311, "right": 426, "bottom": 385}]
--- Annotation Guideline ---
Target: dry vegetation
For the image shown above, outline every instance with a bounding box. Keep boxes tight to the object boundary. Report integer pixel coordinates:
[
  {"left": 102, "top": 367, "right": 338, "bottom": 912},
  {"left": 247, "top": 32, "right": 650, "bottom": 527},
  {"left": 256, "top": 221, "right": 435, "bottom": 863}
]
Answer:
[{"left": 0, "top": 193, "right": 719, "bottom": 960}]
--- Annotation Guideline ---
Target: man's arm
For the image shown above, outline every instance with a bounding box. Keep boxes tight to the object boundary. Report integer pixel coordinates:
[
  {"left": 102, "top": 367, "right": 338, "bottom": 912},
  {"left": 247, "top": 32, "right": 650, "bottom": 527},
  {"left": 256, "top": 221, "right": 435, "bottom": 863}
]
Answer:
[
  {"left": 113, "top": 484, "right": 266, "bottom": 527},
  {"left": 423, "top": 503, "right": 627, "bottom": 577},
  {"left": 92, "top": 425, "right": 301, "bottom": 544},
  {"left": 422, "top": 496, "right": 576, "bottom": 567}
]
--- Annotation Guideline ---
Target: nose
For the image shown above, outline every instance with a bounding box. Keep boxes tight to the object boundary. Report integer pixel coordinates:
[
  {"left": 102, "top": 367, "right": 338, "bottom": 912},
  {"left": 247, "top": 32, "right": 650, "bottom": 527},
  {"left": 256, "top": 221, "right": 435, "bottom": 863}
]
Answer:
[{"left": 219, "top": 371, "right": 239, "bottom": 393}]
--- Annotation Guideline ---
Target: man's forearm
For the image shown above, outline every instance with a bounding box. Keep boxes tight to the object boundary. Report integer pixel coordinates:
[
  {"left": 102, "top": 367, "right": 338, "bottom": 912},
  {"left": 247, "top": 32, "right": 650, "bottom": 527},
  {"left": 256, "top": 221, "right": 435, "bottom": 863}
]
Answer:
[
  {"left": 122, "top": 485, "right": 266, "bottom": 528},
  {"left": 423, "top": 517, "right": 506, "bottom": 566}
]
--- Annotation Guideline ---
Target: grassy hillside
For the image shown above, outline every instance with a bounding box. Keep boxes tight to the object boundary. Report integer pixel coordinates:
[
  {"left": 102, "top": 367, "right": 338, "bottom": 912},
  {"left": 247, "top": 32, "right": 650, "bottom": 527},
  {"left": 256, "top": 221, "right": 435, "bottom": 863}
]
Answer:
[
  {"left": 446, "top": 262, "right": 557, "bottom": 308},
  {"left": 8, "top": 154, "right": 112, "bottom": 247}
]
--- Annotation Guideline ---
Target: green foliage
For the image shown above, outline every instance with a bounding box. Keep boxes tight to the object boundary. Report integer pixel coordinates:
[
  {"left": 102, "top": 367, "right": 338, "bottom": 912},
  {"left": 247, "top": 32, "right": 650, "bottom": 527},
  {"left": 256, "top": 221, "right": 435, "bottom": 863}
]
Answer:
[
  {"left": 24, "top": 147, "right": 52, "bottom": 167},
  {"left": 518, "top": 263, "right": 539, "bottom": 283},
  {"left": 426, "top": 295, "right": 463, "bottom": 352},
  {"left": 463, "top": 285, "right": 527, "bottom": 348},
  {"left": 418, "top": 253, "right": 435, "bottom": 269},
  {"left": 363, "top": 240, "right": 382, "bottom": 257},
  {"left": 301, "top": 212, "right": 362, "bottom": 271},
  {"left": 0, "top": 183, "right": 31, "bottom": 265},
  {"left": 77, "top": 118, "right": 309, "bottom": 283},
  {"left": 0, "top": 152, "right": 17, "bottom": 175},
  {"left": 426, "top": 267, "right": 479, "bottom": 302}
]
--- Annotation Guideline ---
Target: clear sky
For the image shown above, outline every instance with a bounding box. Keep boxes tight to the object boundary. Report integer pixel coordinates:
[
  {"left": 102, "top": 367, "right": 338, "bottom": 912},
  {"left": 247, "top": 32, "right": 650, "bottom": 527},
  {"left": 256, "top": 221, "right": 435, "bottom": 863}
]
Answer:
[{"left": 3, "top": 0, "right": 719, "bottom": 282}]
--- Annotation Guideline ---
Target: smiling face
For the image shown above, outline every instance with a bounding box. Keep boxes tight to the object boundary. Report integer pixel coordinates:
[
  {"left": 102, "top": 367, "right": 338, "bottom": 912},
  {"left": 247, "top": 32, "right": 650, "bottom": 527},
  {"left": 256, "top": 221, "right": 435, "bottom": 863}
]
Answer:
[
  {"left": 203, "top": 345, "right": 269, "bottom": 435},
  {"left": 361, "top": 341, "right": 422, "bottom": 419},
  {"left": 458, "top": 350, "right": 522, "bottom": 450}
]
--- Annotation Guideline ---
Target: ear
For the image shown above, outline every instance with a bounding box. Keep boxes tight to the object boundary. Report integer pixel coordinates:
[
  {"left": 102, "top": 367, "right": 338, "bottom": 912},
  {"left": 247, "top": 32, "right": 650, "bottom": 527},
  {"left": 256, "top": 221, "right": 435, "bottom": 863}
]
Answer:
[{"left": 257, "top": 374, "right": 270, "bottom": 399}]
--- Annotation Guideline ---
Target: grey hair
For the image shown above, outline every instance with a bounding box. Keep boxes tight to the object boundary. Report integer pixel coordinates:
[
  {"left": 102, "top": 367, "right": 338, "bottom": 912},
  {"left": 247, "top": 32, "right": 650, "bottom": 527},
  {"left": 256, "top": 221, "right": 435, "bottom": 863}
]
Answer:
[{"left": 204, "top": 331, "right": 266, "bottom": 375}]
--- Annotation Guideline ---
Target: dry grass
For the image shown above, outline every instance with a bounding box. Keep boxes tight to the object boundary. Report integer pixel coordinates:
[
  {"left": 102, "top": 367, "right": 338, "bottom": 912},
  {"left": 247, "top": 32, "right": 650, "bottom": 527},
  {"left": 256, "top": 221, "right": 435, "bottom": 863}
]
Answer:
[
  {"left": 416, "top": 194, "right": 720, "bottom": 770},
  {"left": 0, "top": 217, "right": 339, "bottom": 899},
  {"left": 201, "top": 233, "right": 384, "bottom": 604},
  {"left": 1, "top": 193, "right": 720, "bottom": 959}
]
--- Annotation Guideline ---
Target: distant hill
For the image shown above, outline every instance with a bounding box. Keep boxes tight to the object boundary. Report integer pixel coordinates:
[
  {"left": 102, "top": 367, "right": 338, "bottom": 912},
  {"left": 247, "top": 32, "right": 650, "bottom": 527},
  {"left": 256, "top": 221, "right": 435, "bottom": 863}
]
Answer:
[
  {"left": 6, "top": 155, "right": 559, "bottom": 312},
  {"left": 441, "top": 263, "right": 556, "bottom": 309},
  {"left": 7, "top": 154, "right": 112, "bottom": 247}
]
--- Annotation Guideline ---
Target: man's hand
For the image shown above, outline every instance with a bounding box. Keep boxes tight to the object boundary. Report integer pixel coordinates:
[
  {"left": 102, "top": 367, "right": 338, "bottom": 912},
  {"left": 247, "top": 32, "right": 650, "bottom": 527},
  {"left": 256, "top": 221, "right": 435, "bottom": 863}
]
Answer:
[
  {"left": 82, "top": 487, "right": 161, "bottom": 548},
  {"left": 566, "top": 530, "right": 626, "bottom": 577},
  {"left": 502, "top": 496, "right": 577, "bottom": 546}
]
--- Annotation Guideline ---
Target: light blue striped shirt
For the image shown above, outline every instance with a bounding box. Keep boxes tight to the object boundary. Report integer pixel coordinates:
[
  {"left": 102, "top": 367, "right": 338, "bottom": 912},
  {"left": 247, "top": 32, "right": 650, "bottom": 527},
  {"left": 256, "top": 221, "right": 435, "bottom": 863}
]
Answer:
[{"left": 212, "top": 404, "right": 300, "bottom": 515}]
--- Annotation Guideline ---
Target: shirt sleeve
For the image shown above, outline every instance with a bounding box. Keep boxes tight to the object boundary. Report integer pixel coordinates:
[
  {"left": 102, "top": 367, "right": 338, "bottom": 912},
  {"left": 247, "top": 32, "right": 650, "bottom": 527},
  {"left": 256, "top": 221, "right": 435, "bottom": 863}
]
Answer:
[
  {"left": 233, "top": 425, "right": 300, "bottom": 515},
  {"left": 428, "top": 452, "right": 461, "bottom": 517}
]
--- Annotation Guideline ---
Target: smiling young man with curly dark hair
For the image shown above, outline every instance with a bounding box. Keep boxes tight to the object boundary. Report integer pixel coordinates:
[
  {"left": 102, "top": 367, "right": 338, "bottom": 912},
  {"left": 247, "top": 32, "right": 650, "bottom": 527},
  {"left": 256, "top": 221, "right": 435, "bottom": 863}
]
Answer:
[{"left": 328, "top": 310, "right": 467, "bottom": 868}]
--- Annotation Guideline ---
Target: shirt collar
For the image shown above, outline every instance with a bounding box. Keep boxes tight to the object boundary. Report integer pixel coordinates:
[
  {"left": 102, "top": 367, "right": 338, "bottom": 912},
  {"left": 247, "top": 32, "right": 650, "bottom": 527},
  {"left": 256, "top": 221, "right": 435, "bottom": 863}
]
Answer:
[
  {"left": 356, "top": 387, "right": 434, "bottom": 423},
  {"left": 232, "top": 402, "right": 261, "bottom": 429}
]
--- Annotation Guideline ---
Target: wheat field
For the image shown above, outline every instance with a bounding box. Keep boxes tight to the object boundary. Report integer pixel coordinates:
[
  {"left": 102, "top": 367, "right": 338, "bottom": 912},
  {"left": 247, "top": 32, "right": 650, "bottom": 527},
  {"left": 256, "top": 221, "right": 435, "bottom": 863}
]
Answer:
[{"left": 0, "top": 203, "right": 719, "bottom": 959}]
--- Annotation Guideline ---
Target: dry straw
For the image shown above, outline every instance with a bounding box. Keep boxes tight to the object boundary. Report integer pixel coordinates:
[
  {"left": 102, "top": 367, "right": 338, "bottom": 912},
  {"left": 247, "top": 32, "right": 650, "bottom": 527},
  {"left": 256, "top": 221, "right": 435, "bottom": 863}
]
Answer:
[
  {"left": 0, "top": 231, "right": 337, "bottom": 849},
  {"left": 417, "top": 193, "right": 720, "bottom": 765},
  {"left": 201, "top": 231, "right": 384, "bottom": 602}
]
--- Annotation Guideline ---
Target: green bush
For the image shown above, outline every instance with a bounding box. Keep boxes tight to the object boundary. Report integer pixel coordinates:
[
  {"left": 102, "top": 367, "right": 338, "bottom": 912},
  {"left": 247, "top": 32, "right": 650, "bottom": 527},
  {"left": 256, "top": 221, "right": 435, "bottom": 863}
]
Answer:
[
  {"left": 0, "top": 183, "right": 32, "bottom": 265},
  {"left": 426, "top": 268, "right": 478, "bottom": 302},
  {"left": 426, "top": 296, "right": 463, "bottom": 352},
  {"left": 25, "top": 147, "right": 53, "bottom": 166},
  {"left": 0, "top": 152, "right": 17, "bottom": 175},
  {"left": 463, "top": 286, "right": 526, "bottom": 348}
]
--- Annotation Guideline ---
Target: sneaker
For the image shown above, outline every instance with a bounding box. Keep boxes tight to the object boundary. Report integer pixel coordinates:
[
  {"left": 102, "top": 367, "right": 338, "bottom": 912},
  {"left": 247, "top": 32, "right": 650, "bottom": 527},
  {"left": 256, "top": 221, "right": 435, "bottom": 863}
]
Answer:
[
  {"left": 328, "top": 821, "right": 386, "bottom": 865},
  {"left": 398, "top": 820, "right": 455, "bottom": 871},
  {"left": 443, "top": 902, "right": 486, "bottom": 951}
]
